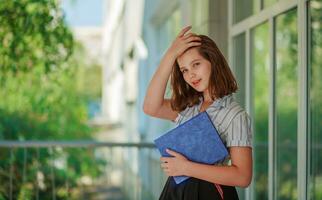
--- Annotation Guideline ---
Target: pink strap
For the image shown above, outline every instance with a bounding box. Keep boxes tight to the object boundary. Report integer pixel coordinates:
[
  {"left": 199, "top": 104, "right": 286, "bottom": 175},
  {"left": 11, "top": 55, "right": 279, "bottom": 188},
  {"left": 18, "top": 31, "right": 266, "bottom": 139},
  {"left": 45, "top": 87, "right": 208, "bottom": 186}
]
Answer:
[{"left": 214, "top": 183, "right": 224, "bottom": 199}]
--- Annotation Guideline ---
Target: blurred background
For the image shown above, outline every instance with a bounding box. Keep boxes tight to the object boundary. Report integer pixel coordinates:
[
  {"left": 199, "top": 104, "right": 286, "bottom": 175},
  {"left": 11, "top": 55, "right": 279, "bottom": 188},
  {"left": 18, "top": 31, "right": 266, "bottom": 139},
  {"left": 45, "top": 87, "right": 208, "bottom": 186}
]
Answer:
[{"left": 0, "top": 0, "right": 321, "bottom": 199}]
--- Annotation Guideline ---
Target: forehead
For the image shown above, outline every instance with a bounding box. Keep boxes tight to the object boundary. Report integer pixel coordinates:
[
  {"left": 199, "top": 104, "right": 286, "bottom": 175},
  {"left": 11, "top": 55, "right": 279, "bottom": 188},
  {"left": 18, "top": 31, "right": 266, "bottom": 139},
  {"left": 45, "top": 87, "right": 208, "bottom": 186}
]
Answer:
[{"left": 177, "top": 48, "right": 203, "bottom": 67}]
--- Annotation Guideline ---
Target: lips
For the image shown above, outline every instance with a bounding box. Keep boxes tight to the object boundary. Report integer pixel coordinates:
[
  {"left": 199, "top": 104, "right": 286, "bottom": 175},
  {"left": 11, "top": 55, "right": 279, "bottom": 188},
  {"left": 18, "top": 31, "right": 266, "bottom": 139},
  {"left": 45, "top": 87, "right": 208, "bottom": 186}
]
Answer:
[{"left": 192, "top": 79, "right": 201, "bottom": 87}]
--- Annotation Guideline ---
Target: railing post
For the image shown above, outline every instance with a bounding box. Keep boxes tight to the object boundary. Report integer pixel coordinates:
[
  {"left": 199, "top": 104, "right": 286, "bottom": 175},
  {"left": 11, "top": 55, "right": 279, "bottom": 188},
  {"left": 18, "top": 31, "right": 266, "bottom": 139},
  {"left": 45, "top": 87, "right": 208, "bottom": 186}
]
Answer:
[
  {"left": 65, "top": 149, "right": 69, "bottom": 199},
  {"left": 9, "top": 147, "right": 13, "bottom": 200},
  {"left": 23, "top": 148, "right": 27, "bottom": 183},
  {"left": 36, "top": 147, "right": 39, "bottom": 200},
  {"left": 49, "top": 147, "right": 56, "bottom": 200}
]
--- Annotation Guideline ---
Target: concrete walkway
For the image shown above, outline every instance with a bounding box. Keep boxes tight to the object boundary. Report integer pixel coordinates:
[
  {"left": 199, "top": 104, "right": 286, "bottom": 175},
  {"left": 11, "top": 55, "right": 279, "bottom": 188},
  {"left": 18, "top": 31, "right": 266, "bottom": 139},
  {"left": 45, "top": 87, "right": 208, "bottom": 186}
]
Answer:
[{"left": 83, "top": 185, "right": 126, "bottom": 200}]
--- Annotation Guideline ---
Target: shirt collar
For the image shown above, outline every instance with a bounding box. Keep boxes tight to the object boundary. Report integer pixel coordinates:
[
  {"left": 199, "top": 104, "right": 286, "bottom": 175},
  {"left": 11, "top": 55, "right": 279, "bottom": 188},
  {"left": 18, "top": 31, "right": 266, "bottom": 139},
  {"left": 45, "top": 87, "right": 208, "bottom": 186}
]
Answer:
[
  {"left": 216, "top": 94, "right": 234, "bottom": 108},
  {"left": 199, "top": 94, "right": 234, "bottom": 109}
]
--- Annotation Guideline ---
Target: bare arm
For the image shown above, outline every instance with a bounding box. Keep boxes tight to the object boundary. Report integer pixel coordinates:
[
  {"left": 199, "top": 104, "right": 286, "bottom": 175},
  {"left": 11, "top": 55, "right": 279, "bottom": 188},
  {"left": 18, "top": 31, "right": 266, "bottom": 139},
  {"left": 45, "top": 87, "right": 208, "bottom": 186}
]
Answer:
[
  {"left": 142, "top": 51, "right": 177, "bottom": 121},
  {"left": 185, "top": 147, "right": 253, "bottom": 187},
  {"left": 162, "top": 147, "right": 253, "bottom": 188},
  {"left": 143, "top": 26, "right": 201, "bottom": 121}
]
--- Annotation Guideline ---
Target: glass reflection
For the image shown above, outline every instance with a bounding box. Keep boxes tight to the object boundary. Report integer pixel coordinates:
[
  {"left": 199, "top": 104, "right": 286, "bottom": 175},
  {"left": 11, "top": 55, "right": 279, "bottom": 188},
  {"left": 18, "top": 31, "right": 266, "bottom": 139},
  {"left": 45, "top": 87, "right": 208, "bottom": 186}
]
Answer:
[
  {"left": 233, "top": 0, "right": 256, "bottom": 23},
  {"left": 233, "top": 33, "right": 246, "bottom": 108},
  {"left": 275, "top": 9, "right": 298, "bottom": 200},
  {"left": 232, "top": 33, "right": 246, "bottom": 200},
  {"left": 309, "top": 0, "right": 322, "bottom": 199},
  {"left": 251, "top": 22, "right": 269, "bottom": 200}
]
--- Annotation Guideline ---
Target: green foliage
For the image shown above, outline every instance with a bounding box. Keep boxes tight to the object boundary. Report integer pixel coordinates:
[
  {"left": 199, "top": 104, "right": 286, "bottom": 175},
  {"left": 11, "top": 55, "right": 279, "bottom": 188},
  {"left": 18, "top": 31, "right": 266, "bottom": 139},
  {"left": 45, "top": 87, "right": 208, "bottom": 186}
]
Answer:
[
  {"left": 252, "top": 22, "right": 269, "bottom": 200},
  {"left": 275, "top": 9, "right": 298, "bottom": 200},
  {"left": 310, "top": 1, "right": 322, "bottom": 199},
  {"left": 0, "top": 0, "right": 105, "bottom": 199},
  {"left": 73, "top": 43, "right": 102, "bottom": 101},
  {"left": 17, "top": 183, "right": 33, "bottom": 200},
  {"left": 0, "top": 0, "right": 73, "bottom": 74}
]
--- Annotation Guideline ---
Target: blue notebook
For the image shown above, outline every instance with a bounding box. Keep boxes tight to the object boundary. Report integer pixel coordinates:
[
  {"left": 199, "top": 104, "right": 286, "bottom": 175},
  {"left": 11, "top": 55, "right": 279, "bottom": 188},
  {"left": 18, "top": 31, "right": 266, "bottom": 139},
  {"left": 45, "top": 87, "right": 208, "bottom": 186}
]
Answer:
[{"left": 154, "top": 111, "right": 228, "bottom": 184}]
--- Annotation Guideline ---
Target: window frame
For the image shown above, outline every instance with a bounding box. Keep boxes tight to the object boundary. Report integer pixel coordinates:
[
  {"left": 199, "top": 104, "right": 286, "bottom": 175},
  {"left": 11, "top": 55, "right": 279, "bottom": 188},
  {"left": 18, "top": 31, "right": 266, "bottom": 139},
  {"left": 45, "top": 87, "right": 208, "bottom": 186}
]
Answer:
[{"left": 228, "top": 0, "right": 309, "bottom": 199}]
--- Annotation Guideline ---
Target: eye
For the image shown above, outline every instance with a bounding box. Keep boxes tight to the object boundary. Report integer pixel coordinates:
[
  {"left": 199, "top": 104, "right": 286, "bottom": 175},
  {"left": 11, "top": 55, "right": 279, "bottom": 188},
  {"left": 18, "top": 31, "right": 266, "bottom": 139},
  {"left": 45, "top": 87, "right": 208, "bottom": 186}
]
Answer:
[
  {"left": 181, "top": 69, "right": 187, "bottom": 74},
  {"left": 193, "top": 62, "right": 200, "bottom": 67}
]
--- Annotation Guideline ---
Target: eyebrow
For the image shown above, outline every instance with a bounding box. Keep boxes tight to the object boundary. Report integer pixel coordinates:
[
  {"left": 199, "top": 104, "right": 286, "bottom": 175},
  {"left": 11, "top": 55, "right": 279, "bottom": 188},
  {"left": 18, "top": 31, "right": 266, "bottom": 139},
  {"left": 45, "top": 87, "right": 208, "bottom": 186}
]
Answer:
[
  {"left": 179, "top": 59, "right": 202, "bottom": 70},
  {"left": 189, "top": 59, "right": 202, "bottom": 65}
]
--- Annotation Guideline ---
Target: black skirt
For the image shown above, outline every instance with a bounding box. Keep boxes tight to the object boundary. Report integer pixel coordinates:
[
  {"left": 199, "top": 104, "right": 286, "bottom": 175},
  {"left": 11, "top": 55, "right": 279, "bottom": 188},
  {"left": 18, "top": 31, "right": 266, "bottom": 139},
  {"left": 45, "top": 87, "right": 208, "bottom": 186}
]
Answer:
[{"left": 159, "top": 177, "right": 239, "bottom": 200}]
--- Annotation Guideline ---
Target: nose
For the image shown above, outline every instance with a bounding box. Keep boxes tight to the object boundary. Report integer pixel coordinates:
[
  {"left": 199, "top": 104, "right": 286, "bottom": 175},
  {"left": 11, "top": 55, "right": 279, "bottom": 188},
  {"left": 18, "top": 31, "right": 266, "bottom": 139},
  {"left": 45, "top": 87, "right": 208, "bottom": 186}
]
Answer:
[{"left": 189, "top": 71, "right": 196, "bottom": 79}]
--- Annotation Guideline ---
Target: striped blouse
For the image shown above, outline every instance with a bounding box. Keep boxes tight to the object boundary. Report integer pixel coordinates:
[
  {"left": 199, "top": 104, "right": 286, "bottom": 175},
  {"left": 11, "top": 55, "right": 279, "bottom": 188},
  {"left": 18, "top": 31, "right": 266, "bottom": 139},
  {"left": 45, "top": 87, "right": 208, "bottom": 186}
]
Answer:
[{"left": 174, "top": 94, "right": 252, "bottom": 149}]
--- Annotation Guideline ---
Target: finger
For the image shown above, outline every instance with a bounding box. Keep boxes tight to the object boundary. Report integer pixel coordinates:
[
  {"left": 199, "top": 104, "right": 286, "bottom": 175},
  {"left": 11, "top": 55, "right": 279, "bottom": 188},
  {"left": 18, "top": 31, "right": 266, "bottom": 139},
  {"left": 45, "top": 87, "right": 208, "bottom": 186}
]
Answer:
[
  {"left": 166, "top": 149, "right": 180, "bottom": 157},
  {"left": 183, "top": 32, "right": 195, "bottom": 39},
  {"left": 178, "top": 26, "right": 192, "bottom": 38},
  {"left": 161, "top": 163, "right": 168, "bottom": 168},
  {"left": 166, "top": 149, "right": 175, "bottom": 156},
  {"left": 160, "top": 157, "right": 169, "bottom": 163},
  {"left": 163, "top": 166, "right": 170, "bottom": 171},
  {"left": 161, "top": 165, "right": 167, "bottom": 170},
  {"left": 185, "top": 36, "right": 201, "bottom": 43},
  {"left": 187, "top": 42, "right": 202, "bottom": 48}
]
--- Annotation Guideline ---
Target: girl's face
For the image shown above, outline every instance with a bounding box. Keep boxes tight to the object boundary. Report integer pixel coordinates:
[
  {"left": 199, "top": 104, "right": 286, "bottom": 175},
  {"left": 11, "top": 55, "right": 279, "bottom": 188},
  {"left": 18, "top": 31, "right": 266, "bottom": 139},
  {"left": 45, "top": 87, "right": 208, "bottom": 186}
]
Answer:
[{"left": 177, "top": 48, "right": 212, "bottom": 93}]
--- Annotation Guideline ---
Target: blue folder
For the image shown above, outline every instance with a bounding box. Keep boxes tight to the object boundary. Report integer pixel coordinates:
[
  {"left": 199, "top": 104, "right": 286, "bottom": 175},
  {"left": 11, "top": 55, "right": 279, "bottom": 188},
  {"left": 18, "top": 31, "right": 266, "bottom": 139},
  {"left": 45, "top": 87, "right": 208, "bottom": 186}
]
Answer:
[{"left": 154, "top": 111, "right": 228, "bottom": 184}]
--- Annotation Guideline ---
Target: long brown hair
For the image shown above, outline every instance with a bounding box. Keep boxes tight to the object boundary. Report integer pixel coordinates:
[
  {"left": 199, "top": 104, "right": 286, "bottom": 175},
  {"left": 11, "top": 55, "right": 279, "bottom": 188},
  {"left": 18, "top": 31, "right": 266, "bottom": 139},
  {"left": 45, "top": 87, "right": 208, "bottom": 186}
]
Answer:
[{"left": 170, "top": 35, "right": 238, "bottom": 112}]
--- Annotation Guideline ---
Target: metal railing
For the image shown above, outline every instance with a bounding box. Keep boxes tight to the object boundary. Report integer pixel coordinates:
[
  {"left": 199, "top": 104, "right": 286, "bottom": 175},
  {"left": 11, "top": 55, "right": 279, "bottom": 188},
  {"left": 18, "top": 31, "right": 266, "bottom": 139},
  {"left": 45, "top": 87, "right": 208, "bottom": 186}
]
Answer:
[
  {"left": 2, "top": 141, "right": 319, "bottom": 200},
  {"left": 0, "top": 140, "right": 156, "bottom": 200},
  {"left": 0, "top": 141, "right": 155, "bottom": 148}
]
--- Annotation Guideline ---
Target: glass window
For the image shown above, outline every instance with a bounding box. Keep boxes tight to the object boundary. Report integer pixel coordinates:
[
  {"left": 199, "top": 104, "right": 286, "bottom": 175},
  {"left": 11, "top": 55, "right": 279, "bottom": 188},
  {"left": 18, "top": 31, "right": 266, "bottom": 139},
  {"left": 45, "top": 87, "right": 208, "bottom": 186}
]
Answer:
[
  {"left": 190, "top": 0, "right": 209, "bottom": 34},
  {"left": 275, "top": 8, "right": 298, "bottom": 200},
  {"left": 232, "top": 33, "right": 246, "bottom": 199},
  {"left": 233, "top": 0, "right": 258, "bottom": 23},
  {"left": 309, "top": 0, "right": 322, "bottom": 199},
  {"left": 233, "top": 0, "right": 282, "bottom": 24},
  {"left": 232, "top": 33, "right": 246, "bottom": 108},
  {"left": 251, "top": 22, "right": 269, "bottom": 200}
]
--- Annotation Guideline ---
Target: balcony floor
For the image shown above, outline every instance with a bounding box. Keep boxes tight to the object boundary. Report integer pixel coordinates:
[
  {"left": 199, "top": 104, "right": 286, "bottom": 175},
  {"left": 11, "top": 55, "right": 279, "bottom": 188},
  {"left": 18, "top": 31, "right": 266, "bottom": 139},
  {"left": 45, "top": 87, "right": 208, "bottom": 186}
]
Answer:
[{"left": 83, "top": 185, "right": 126, "bottom": 200}]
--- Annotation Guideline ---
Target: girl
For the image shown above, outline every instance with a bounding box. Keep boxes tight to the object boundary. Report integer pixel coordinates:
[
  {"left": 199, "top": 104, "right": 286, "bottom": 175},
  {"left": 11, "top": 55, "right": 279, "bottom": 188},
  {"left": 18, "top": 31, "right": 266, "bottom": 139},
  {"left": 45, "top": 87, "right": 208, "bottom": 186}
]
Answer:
[{"left": 143, "top": 26, "right": 252, "bottom": 200}]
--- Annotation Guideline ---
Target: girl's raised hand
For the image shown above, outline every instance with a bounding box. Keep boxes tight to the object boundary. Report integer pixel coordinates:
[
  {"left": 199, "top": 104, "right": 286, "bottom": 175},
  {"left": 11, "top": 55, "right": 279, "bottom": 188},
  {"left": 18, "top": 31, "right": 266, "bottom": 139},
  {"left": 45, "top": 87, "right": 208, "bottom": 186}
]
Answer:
[{"left": 167, "top": 26, "right": 201, "bottom": 58}]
